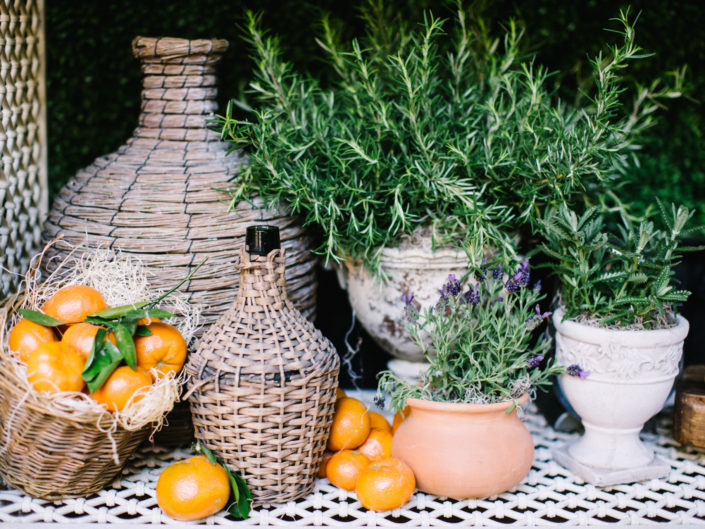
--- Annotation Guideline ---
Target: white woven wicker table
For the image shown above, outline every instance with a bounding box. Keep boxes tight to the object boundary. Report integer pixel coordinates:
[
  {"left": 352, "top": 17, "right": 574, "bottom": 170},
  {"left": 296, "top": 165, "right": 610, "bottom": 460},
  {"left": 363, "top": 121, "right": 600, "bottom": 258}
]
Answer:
[{"left": 1, "top": 390, "right": 704, "bottom": 527}]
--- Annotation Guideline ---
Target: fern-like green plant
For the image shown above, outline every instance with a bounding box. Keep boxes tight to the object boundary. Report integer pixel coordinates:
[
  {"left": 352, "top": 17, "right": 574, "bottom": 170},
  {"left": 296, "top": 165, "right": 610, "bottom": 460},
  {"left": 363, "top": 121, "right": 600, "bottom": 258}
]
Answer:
[
  {"left": 218, "top": 6, "right": 681, "bottom": 271},
  {"left": 539, "top": 201, "right": 702, "bottom": 328}
]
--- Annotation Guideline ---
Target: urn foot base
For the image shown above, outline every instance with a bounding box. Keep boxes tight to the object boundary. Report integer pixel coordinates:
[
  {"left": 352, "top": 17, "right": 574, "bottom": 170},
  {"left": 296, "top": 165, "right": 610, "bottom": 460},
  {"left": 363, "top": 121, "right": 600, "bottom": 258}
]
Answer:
[
  {"left": 387, "top": 359, "right": 429, "bottom": 384},
  {"left": 552, "top": 444, "right": 670, "bottom": 486}
]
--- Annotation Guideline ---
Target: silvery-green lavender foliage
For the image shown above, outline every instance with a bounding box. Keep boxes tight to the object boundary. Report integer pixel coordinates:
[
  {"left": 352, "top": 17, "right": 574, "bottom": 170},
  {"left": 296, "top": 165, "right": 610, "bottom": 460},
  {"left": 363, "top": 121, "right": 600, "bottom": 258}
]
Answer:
[
  {"left": 219, "top": 7, "right": 677, "bottom": 271},
  {"left": 539, "top": 201, "right": 703, "bottom": 329},
  {"left": 377, "top": 262, "right": 564, "bottom": 410}
]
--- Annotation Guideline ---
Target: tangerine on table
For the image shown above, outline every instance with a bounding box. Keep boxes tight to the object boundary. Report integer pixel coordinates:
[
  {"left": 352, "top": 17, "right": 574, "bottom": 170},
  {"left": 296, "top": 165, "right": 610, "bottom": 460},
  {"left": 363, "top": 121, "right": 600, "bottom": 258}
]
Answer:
[
  {"left": 91, "top": 365, "right": 153, "bottom": 412},
  {"left": 26, "top": 341, "right": 85, "bottom": 394},
  {"left": 134, "top": 322, "right": 187, "bottom": 379},
  {"left": 326, "top": 450, "right": 370, "bottom": 491},
  {"left": 156, "top": 454, "right": 230, "bottom": 521},
  {"left": 327, "top": 397, "right": 371, "bottom": 451},
  {"left": 317, "top": 450, "right": 335, "bottom": 478},
  {"left": 336, "top": 387, "right": 346, "bottom": 400},
  {"left": 357, "top": 428, "right": 393, "bottom": 461},
  {"left": 356, "top": 456, "right": 416, "bottom": 512},
  {"left": 368, "top": 410, "right": 392, "bottom": 433},
  {"left": 42, "top": 284, "right": 108, "bottom": 324},
  {"left": 392, "top": 405, "right": 411, "bottom": 434},
  {"left": 8, "top": 318, "right": 57, "bottom": 363}
]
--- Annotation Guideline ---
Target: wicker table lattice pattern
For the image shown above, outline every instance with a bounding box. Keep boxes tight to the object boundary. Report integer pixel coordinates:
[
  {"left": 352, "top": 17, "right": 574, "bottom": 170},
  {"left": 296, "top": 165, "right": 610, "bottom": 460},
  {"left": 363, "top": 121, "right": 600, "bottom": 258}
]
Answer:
[{"left": 1, "top": 392, "right": 704, "bottom": 527}]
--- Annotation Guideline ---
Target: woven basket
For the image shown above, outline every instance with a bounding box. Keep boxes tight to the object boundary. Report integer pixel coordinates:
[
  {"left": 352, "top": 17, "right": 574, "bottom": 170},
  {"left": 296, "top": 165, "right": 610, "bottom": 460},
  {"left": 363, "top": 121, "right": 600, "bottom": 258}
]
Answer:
[
  {"left": 41, "top": 36, "right": 317, "bottom": 332},
  {"left": 0, "top": 0, "right": 48, "bottom": 299},
  {"left": 187, "top": 247, "right": 340, "bottom": 504},
  {"left": 0, "top": 249, "right": 190, "bottom": 500},
  {"left": 0, "top": 294, "right": 152, "bottom": 500}
]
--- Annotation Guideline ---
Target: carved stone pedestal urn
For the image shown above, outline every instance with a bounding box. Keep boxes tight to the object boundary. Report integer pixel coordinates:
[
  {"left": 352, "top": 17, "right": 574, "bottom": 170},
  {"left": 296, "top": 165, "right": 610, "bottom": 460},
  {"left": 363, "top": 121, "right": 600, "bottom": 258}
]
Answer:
[{"left": 551, "top": 308, "right": 689, "bottom": 485}]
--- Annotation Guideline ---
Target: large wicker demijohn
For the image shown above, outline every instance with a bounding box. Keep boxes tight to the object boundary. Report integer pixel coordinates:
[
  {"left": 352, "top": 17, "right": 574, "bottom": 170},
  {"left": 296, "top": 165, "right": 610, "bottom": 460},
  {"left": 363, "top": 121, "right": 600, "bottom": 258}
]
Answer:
[
  {"left": 186, "top": 225, "right": 340, "bottom": 504},
  {"left": 41, "top": 36, "right": 317, "bottom": 329}
]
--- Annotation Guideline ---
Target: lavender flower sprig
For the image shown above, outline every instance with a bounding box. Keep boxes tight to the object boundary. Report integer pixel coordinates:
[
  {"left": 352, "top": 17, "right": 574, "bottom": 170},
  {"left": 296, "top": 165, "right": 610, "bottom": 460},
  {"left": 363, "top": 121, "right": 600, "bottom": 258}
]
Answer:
[
  {"left": 567, "top": 364, "right": 590, "bottom": 379},
  {"left": 379, "top": 260, "right": 565, "bottom": 411}
]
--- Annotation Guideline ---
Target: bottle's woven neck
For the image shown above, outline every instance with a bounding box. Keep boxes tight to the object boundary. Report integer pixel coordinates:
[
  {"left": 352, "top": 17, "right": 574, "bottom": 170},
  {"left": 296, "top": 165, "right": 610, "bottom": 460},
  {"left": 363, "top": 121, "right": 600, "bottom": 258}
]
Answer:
[
  {"left": 131, "top": 36, "right": 228, "bottom": 135},
  {"left": 236, "top": 248, "right": 289, "bottom": 309}
]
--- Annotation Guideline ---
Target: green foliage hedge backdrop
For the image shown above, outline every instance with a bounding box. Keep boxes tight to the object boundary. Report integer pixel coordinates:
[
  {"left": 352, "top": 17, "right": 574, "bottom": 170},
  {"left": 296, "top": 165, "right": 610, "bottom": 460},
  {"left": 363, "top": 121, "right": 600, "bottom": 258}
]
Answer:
[{"left": 46, "top": 0, "right": 705, "bottom": 223}]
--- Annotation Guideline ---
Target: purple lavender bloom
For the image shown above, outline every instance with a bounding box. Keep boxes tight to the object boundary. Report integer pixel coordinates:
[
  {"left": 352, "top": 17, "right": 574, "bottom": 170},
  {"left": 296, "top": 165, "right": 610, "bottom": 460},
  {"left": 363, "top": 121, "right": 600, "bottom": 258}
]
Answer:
[
  {"left": 528, "top": 355, "right": 544, "bottom": 368},
  {"left": 505, "top": 273, "right": 523, "bottom": 293},
  {"left": 505, "top": 260, "right": 531, "bottom": 292},
  {"left": 533, "top": 280, "right": 542, "bottom": 292},
  {"left": 373, "top": 392, "right": 385, "bottom": 409},
  {"left": 441, "top": 274, "right": 461, "bottom": 297},
  {"left": 492, "top": 264, "right": 504, "bottom": 280},
  {"left": 464, "top": 284, "right": 480, "bottom": 306},
  {"left": 567, "top": 364, "right": 589, "bottom": 379},
  {"left": 402, "top": 291, "right": 415, "bottom": 305},
  {"left": 519, "top": 259, "right": 530, "bottom": 286},
  {"left": 535, "top": 304, "right": 552, "bottom": 320}
]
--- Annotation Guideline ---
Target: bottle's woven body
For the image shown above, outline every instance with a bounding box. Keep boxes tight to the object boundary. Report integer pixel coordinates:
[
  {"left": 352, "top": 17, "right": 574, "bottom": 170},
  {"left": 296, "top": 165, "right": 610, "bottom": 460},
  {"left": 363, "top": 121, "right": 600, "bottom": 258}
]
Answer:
[{"left": 187, "top": 248, "right": 340, "bottom": 504}]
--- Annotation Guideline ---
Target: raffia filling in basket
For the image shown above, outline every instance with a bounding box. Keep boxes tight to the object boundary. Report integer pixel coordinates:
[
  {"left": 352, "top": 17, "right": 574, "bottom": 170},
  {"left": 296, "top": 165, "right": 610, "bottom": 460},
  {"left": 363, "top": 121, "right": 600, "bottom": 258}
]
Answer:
[{"left": 0, "top": 247, "right": 200, "bottom": 500}]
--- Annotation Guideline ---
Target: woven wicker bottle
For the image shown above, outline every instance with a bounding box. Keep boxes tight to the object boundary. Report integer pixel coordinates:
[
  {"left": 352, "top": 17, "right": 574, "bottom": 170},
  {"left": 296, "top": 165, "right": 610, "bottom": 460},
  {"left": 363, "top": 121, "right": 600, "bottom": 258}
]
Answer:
[
  {"left": 41, "top": 36, "right": 317, "bottom": 329},
  {"left": 186, "top": 225, "right": 340, "bottom": 504}
]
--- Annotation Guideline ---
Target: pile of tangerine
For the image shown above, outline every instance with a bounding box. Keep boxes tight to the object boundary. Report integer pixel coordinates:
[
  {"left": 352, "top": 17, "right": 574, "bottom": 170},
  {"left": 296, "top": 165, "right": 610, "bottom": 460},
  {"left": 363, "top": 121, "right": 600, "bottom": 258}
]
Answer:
[
  {"left": 319, "top": 389, "right": 416, "bottom": 512},
  {"left": 8, "top": 284, "right": 187, "bottom": 411}
]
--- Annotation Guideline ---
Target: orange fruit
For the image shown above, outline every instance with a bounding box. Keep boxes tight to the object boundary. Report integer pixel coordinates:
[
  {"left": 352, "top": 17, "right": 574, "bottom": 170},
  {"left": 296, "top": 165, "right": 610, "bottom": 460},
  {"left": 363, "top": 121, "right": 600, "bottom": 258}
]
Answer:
[
  {"left": 134, "top": 322, "right": 187, "bottom": 379},
  {"left": 137, "top": 316, "right": 161, "bottom": 326},
  {"left": 326, "top": 450, "right": 370, "bottom": 491},
  {"left": 91, "top": 365, "right": 153, "bottom": 412},
  {"left": 356, "top": 456, "right": 416, "bottom": 512},
  {"left": 61, "top": 322, "right": 104, "bottom": 359},
  {"left": 327, "top": 397, "right": 371, "bottom": 451},
  {"left": 8, "top": 318, "right": 58, "bottom": 363},
  {"left": 336, "top": 387, "right": 346, "bottom": 400},
  {"left": 317, "top": 450, "right": 335, "bottom": 478},
  {"left": 369, "top": 411, "right": 392, "bottom": 433},
  {"left": 392, "top": 405, "right": 411, "bottom": 434},
  {"left": 42, "top": 284, "right": 108, "bottom": 324},
  {"left": 26, "top": 341, "right": 85, "bottom": 394},
  {"left": 358, "top": 428, "right": 393, "bottom": 461},
  {"left": 156, "top": 454, "right": 230, "bottom": 521}
]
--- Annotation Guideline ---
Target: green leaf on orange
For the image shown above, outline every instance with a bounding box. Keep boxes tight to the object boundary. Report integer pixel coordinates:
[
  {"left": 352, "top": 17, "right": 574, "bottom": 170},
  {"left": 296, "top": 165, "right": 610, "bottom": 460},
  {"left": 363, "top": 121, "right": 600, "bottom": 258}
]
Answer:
[
  {"left": 17, "top": 308, "right": 65, "bottom": 327},
  {"left": 193, "top": 442, "right": 251, "bottom": 519}
]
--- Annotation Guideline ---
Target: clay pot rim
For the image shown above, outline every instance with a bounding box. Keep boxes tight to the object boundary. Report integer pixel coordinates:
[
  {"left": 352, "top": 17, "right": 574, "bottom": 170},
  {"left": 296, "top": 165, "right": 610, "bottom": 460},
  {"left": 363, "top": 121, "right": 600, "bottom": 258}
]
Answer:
[
  {"left": 553, "top": 307, "right": 689, "bottom": 346},
  {"left": 406, "top": 393, "right": 529, "bottom": 414}
]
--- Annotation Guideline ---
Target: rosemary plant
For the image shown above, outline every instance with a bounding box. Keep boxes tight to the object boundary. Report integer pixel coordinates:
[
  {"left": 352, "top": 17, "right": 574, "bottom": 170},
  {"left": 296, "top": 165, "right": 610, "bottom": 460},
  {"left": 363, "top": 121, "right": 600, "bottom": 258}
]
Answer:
[
  {"left": 539, "top": 201, "right": 703, "bottom": 329},
  {"left": 219, "top": 7, "right": 679, "bottom": 270},
  {"left": 377, "top": 262, "right": 563, "bottom": 411}
]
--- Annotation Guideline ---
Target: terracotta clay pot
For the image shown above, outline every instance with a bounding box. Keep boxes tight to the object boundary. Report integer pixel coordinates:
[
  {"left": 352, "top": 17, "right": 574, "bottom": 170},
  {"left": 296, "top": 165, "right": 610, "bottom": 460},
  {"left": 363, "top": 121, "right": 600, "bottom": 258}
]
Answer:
[{"left": 391, "top": 395, "right": 533, "bottom": 499}]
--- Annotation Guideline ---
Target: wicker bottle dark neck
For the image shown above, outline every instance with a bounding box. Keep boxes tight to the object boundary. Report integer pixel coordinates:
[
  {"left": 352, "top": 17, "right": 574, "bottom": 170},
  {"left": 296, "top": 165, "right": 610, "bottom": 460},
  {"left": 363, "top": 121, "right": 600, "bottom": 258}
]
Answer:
[{"left": 131, "top": 36, "right": 228, "bottom": 140}]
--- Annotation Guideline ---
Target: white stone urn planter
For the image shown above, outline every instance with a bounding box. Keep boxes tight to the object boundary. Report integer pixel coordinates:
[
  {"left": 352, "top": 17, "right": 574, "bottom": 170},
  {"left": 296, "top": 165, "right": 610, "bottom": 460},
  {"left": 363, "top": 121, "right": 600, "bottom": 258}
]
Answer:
[
  {"left": 552, "top": 307, "right": 689, "bottom": 485},
  {"left": 336, "top": 242, "right": 470, "bottom": 374}
]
